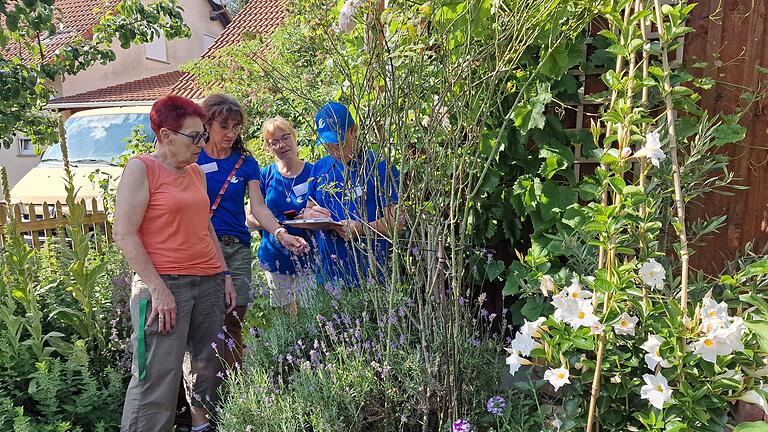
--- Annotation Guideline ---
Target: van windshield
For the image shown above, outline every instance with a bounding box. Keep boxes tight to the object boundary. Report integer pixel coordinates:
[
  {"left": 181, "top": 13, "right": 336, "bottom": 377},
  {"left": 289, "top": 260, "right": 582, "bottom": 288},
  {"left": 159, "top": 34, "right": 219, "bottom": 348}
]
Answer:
[{"left": 41, "top": 113, "right": 155, "bottom": 165}]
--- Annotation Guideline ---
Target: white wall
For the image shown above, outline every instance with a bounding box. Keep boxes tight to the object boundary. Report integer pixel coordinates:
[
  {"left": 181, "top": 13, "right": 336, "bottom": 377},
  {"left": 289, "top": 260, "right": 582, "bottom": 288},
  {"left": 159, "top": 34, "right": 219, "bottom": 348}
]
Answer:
[{"left": 57, "top": 0, "right": 223, "bottom": 97}]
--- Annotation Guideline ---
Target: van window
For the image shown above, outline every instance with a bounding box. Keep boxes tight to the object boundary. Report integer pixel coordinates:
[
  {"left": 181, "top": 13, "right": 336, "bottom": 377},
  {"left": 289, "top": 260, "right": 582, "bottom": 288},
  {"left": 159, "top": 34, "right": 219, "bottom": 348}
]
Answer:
[{"left": 41, "top": 113, "right": 155, "bottom": 165}]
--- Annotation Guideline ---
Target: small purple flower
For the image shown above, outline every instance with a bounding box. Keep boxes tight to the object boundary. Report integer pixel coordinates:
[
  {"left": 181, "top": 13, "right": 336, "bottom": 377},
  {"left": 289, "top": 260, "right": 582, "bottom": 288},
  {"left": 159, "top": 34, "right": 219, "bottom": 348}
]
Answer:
[
  {"left": 227, "top": 338, "right": 236, "bottom": 349},
  {"left": 249, "top": 327, "right": 257, "bottom": 336},
  {"left": 211, "top": 342, "right": 218, "bottom": 350},
  {"left": 480, "top": 308, "right": 489, "bottom": 318},
  {"left": 486, "top": 396, "right": 506, "bottom": 415},
  {"left": 452, "top": 419, "right": 471, "bottom": 432},
  {"left": 217, "top": 332, "right": 225, "bottom": 340},
  {"left": 458, "top": 296, "right": 466, "bottom": 306}
]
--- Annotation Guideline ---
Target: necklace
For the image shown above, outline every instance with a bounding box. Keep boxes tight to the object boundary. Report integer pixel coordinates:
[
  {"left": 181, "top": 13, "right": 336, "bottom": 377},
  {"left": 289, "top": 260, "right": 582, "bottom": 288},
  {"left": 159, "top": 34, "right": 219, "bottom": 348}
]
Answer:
[{"left": 280, "top": 166, "right": 300, "bottom": 203}]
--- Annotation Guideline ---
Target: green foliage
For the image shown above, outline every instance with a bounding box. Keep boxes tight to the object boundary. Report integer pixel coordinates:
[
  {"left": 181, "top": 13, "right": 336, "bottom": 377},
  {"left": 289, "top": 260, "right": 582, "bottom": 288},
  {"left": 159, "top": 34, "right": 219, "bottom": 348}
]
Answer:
[
  {"left": 0, "top": 120, "right": 133, "bottom": 431},
  {"left": 0, "top": 0, "right": 190, "bottom": 150}
]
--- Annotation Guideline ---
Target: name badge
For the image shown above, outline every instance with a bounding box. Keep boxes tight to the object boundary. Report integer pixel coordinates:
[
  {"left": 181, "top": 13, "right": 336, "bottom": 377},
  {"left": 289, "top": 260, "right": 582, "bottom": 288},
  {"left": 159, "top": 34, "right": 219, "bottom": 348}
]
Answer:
[
  {"left": 200, "top": 162, "right": 218, "bottom": 173},
  {"left": 354, "top": 185, "right": 363, "bottom": 197},
  {"left": 293, "top": 181, "right": 309, "bottom": 196}
]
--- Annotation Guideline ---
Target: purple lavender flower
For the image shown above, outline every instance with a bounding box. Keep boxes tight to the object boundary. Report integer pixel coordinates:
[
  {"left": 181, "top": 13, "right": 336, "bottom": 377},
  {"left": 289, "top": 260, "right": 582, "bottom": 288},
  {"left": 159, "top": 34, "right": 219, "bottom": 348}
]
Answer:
[
  {"left": 211, "top": 342, "right": 218, "bottom": 350},
  {"left": 249, "top": 327, "right": 257, "bottom": 337},
  {"left": 459, "top": 296, "right": 466, "bottom": 306},
  {"left": 480, "top": 308, "right": 489, "bottom": 318},
  {"left": 227, "top": 338, "right": 236, "bottom": 349},
  {"left": 217, "top": 332, "right": 225, "bottom": 340},
  {"left": 486, "top": 396, "right": 506, "bottom": 415},
  {"left": 452, "top": 419, "right": 471, "bottom": 432}
]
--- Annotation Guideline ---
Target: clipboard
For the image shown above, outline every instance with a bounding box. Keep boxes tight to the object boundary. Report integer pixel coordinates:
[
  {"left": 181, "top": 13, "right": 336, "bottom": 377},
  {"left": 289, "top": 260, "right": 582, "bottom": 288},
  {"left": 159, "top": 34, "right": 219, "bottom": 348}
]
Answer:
[{"left": 282, "top": 218, "right": 343, "bottom": 230}]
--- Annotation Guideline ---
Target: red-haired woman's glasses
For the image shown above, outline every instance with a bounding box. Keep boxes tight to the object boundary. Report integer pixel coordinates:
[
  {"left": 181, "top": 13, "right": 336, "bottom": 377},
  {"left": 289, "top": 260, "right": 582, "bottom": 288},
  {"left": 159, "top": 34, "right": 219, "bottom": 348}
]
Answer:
[{"left": 170, "top": 129, "right": 209, "bottom": 146}]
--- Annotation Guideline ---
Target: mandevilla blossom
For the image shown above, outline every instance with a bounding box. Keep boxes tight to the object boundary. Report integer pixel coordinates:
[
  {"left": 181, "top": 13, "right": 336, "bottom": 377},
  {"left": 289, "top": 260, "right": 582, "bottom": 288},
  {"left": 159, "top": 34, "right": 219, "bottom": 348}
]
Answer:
[
  {"left": 639, "top": 258, "right": 665, "bottom": 290},
  {"left": 505, "top": 350, "right": 531, "bottom": 376},
  {"left": 614, "top": 312, "right": 639, "bottom": 336},
  {"left": 565, "top": 278, "right": 592, "bottom": 300},
  {"left": 699, "top": 297, "right": 730, "bottom": 333},
  {"left": 520, "top": 317, "right": 546, "bottom": 338},
  {"left": 452, "top": 419, "right": 471, "bottom": 432},
  {"left": 540, "top": 275, "right": 555, "bottom": 296},
  {"left": 636, "top": 130, "right": 667, "bottom": 167},
  {"left": 640, "top": 372, "right": 672, "bottom": 409},
  {"left": 641, "top": 334, "right": 671, "bottom": 370},
  {"left": 510, "top": 331, "right": 540, "bottom": 356},
  {"left": 553, "top": 293, "right": 598, "bottom": 330},
  {"left": 590, "top": 321, "right": 605, "bottom": 335},
  {"left": 693, "top": 318, "right": 746, "bottom": 363},
  {"left": 544, "top": 367, "right": 570, "bottom": 391}
]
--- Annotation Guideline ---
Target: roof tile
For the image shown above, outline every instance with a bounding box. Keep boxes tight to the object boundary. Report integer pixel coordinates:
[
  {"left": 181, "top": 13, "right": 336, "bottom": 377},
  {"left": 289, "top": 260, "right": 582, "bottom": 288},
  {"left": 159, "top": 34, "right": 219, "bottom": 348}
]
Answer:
[{"left": 48, "top": 71, "right": 184, "bottom": 106}]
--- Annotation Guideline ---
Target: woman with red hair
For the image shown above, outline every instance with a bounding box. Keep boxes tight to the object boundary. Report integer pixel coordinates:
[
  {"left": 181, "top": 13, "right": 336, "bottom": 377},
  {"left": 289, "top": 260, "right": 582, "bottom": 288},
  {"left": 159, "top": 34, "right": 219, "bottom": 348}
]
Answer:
[{"left": 114, "top": 95, "right": 234, "bottom": 432}]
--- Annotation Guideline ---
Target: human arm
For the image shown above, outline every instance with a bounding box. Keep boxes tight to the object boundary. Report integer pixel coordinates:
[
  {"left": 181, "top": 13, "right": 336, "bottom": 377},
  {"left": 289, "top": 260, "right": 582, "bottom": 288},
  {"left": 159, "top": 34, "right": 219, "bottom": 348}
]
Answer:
[
  {"left": 333, "top": 205, "right": 403, "bottom": 241},
  {"left": 113, "top": 159, "right": 176, "bottom": 333},
  {"left": 248, "top": 180, "right": 309, "bottom": 254},
  {"left": 245, "top": 204, "right": 261, "bottom": 231}
]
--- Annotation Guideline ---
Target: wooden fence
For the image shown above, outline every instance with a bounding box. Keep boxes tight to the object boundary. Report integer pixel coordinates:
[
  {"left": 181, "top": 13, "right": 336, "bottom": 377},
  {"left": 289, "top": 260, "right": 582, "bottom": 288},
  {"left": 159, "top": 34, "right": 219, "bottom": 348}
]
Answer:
[{"left": 0, "top": 198, "right": 112, "bottom": 250}]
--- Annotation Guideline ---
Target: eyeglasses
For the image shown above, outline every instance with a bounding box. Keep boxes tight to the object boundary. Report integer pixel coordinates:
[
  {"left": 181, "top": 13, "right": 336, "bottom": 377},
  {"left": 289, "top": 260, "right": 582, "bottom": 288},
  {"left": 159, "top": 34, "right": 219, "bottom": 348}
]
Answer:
[
  {"left": 267, "top": 133, "right": 292, "bottom": 148},
  {"left": 218, "top": 123, "right": 243, "bottom": 135},
  {"left": 169, "top": 129, "right": 209, "bottom": 146}
]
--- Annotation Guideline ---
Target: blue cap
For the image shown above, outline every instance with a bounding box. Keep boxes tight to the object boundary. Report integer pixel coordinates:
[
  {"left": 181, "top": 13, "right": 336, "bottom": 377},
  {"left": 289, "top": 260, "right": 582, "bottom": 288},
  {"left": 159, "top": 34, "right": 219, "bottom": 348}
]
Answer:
[{"left": 315, "top": 101, "right": 355, "bottom": 145}]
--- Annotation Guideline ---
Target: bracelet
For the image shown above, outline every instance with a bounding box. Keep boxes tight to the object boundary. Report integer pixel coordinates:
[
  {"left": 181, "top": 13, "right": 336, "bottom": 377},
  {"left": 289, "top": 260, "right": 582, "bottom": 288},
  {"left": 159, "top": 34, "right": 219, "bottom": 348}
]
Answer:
[
  {"left": 273, "top": 227, "right": 288, "bottom": 239},
  {"left": 223, "top": 270, "right": 231, "bottom": 277}
]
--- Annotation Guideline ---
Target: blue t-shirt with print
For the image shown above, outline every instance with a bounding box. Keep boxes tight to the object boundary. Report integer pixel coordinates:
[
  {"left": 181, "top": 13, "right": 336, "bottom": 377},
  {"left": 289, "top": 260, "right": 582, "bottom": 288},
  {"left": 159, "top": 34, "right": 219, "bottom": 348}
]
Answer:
[
  {"left": 258, "top": 162, "right": 316, "bottom": 274},
  {"left": 197, "top": 148, "right": 260, "bottom": 246},
  {"left": 307, "top": 149, "right": 399, "bottom": 287}
]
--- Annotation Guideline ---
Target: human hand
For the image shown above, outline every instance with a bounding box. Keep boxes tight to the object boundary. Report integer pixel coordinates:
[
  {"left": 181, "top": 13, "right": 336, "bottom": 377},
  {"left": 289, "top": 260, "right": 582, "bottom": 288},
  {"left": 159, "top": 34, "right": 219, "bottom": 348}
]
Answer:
[
  {"left": 147, "top": 285, "right": 176, "bottom": 333},
  {"left": 333, "top": 220, "right": 364, "bottom": 241},
  {"left": 278, "top": 232, "right": 310, "bottom": 254},
  {"left": 224, "top": 275, "right": 236, "bottom": 313},
  {"left": 304, "top": 205, "right": 331, "bottom": 219}
]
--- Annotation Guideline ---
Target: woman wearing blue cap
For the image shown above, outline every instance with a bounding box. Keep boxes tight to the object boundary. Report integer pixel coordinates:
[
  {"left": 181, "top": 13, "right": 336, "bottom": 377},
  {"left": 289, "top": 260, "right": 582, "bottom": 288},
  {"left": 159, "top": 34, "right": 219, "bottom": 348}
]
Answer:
[{"left": 303, "top": 101, "right": 401, "bottom": 287}]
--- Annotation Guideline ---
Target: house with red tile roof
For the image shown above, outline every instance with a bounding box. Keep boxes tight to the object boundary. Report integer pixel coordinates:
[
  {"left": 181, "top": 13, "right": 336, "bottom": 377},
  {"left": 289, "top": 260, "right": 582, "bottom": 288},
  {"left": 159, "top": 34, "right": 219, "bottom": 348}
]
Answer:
[{"left": 1, "top": 0, "right": 230, "bottom": 187}]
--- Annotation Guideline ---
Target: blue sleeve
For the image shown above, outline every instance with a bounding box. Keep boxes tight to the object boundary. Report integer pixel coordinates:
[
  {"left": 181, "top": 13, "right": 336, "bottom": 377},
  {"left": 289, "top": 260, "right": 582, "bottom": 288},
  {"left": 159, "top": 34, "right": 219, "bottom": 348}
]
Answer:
[
  {"left": 259, "top": 164, "right": 268, "bottom": 197},
  {"left": 307, "top": 162, "right": 318, "bottom": 200},
  {"left": 245, "top": 156, "right": 260, "bottom": 183}
]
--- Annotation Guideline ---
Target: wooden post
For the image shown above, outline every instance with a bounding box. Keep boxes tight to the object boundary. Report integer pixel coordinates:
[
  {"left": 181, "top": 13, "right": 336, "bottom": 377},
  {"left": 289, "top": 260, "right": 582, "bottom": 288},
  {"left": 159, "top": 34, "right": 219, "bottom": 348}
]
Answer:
[
  {"left": 41, "top": 201, "right": 51, "bottom": 241},
  {"left": 28, "top": 203, "right": 40, "bottom": 248}
]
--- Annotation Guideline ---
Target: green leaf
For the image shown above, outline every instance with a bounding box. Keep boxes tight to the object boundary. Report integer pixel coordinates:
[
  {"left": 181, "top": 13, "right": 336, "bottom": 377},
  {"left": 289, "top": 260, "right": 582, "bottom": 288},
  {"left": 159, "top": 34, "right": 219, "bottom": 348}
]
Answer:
[
  {"left": 502, "top": 262, "right": 526, "bottom": 296},
  {"left": 741, "top": 259, "right": 768, "bottom": 279},
  {"left": 713, "top": 123, "right": 747, "bottom": 146},
  {"left": 733, "top": 422, "right": 768, "bottom": 432},
  {"left": 745, "top": 321, "right": 768, "bottom": 351},
  {"left": 520, "top": 298, "right": 548, "bottom": 321},
  {"left": 740, "top": 294, "right": 768, "bottom": 317},
  {"left": 485, "top": 259, "right": 505, "bottom": 281}
]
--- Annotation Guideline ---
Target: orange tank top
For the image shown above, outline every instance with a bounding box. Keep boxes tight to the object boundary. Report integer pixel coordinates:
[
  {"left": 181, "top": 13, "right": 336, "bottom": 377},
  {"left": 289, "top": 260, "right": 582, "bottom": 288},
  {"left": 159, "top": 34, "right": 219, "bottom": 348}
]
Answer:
[{"left": 135, "top": 155, "right": 224, "bottom": 275}]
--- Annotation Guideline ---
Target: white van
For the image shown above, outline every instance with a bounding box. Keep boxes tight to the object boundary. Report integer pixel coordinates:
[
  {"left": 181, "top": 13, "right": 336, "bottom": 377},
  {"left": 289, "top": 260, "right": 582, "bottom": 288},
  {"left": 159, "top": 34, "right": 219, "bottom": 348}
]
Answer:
[{"left": 10, "top": 106, "right": 155, "bottom": 207}]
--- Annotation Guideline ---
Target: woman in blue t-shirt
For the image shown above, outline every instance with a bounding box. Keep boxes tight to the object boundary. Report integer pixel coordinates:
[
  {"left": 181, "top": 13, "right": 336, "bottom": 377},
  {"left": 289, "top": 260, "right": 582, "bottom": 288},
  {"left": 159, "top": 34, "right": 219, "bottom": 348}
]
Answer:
[
  {"left": 246, "top": 117, "right": 316, "bottom": 316},
  {"left": 198, "top": 95, "right": 309, "bottom": 365}
]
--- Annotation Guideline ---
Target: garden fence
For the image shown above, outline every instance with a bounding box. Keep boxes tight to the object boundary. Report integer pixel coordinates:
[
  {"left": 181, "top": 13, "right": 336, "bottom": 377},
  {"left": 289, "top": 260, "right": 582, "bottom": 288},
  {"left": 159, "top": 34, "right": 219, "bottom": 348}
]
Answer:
[{"left": 0, "top": 198, "right": 111, "bottom": 250}]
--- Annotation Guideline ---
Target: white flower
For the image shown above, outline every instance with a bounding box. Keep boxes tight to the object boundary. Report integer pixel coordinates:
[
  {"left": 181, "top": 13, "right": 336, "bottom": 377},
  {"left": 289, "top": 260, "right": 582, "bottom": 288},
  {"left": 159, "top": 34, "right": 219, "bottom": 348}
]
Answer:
[
  {"left": 636, "top": 130, "right": 667, "bottom": 167},
  {"left": 504, "top": 350, "right": 532, "bottom": 376},
  {"left": 338, "top": 0, "right": 359, "bottom": 34},
  {"left": 737, "top": 389, "right": 768, "bottom": 416},
  {"left": 621, "top": 147, "right": 633, "bottom": 158},
  {"left": 639, "top": 259, "right": 665, "bottom": 290},
  {"left": 641, "top": 334, "right": 671, "bottom": 370},
  {"left": 520, "top": 317, "right": 546, "bottom": 338},
  {"left": 540, "top": 275, "right": 555, "bottom": 297},
  {"left": 544, "top": 367, "right": 570, "bottom": 391},
  {"left": 565, "top": 278, "right": 592, "bottom": 300},
  {"left": 614, "top": 313, "right": 639, "bottom": 336},
  {"left": 505, "top": 351, "right": 523, "bottom": 376},
  {"left": 551, "top": 294, "right": 579, "bottom": 324},
  {"left": 510, "top": 331, "right": 541, "bottom": 357},
  {"left": 610, "top": 375, "right": 622, "bottom": 384},
  {"left": 565, "top": 300, "right": 599, "bottom": 329},
  {"left": 590, "top": 321, "right": 606, "bottom": 335},
  {"left": 699, "top": 297, "right": 729, "bottom": 333},
  {"left": 640, "top": 373, "right": 672, "bottom": 409},
  {"left": 694, "top": 319, "right": 746, "bottom": 363},
  {"left": 421, "top": 116, "right": 431, "bottom": 128}
]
